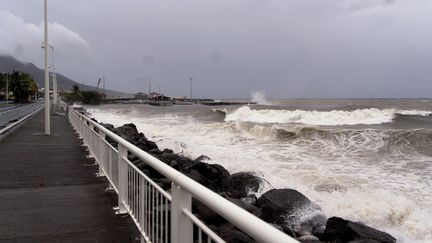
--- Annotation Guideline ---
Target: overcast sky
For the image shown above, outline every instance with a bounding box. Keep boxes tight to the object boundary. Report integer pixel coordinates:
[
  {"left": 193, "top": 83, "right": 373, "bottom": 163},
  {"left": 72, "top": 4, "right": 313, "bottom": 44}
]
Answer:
[{"left": 1, "top": 0, "right": 431, "bottom": 98}]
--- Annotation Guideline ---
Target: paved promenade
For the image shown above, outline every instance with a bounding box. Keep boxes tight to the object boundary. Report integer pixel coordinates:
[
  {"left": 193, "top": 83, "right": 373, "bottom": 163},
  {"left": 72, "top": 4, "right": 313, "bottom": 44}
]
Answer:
[{"left": 0, "top": 110, "right": 138, "bottom": 242}]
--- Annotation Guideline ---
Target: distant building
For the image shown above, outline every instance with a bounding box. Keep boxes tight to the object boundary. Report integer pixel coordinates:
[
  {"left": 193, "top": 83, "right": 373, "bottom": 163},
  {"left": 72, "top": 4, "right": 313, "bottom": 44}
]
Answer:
[
  {"left": 134, "top": 92, "right": 148, "bottom": 99},
  {"left": 149, "top": 92, "right": 170, "bottom": 101}
]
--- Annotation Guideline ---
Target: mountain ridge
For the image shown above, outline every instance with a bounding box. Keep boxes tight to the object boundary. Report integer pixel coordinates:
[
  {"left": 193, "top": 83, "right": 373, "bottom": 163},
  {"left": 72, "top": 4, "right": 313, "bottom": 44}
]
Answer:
[{"left": 0, "top": 55, "right": 129, "bottom": 97}]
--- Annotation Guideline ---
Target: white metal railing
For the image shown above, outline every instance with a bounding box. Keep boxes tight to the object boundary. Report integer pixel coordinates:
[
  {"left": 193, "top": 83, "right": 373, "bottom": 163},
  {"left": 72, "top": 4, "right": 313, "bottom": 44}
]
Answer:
[{"left": 68, "top": 107, "right": 298, "bottom": 243}]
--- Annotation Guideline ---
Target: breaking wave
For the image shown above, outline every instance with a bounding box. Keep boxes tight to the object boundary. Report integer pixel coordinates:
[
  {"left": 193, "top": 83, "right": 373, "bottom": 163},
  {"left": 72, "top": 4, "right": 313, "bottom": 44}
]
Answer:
[
  {"left": 235, "top": 123, "right": 432, "bottom": 157},
  {"left": 221, "top": 106, "right": 432, "bottom": 126}
]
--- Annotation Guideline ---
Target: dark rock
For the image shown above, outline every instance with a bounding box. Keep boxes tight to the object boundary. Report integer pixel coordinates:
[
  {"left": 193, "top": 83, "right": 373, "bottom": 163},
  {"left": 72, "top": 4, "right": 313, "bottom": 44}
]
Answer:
[
  {"left": 195, "top": 155, "right": 211, "bottom": 162},
  {"left": 116, "top": 123, "right": 139, "bottom": 140},
  {"left": 153, "top": 178, "right": 171, "bottom": 191},
  {"left": 128, "top": 154, "right": 138, "bottom": 162},
  {"left": 349, "top": 240, "right": 381, "bottom": 243},
  {"left": 293, "top": 225, "right": 313, "bottom": 237},
  {"left": 228, "top": 190, "right": 245, "bottom": 199},
  {"left": 146, "top": 140, "right": 158, "bottom": 150},
  {"left": 303, "top": 213, "right": 327, "bottom": 236},
  {"left": 229, "top": 172, "right": 264, "bottom": 198},
  {"left": 139, "top": 164, "right": 164, "bottom": 179},
  {"left": 269, "top": 223, "right": 284, "bottom": 232},
  {"left": 256, "top": 189, "right": 321, "bottom": 225},
  {"left": 218, "top": 224, "right": 256, "bottom": 243},
  {"left": 162, "top": 148, "right": 173, "bottom": 154},
  {"left": 320, "top": 217, "right": 396, "bottom": 243},
  {"left": 179, "top": 162, "right": 230, "bottom": 192},
  {"left": 158, "top": 151, "right": 178, "bottom": 163},
  {"left": 241, "top": 195, "right": 257, "bottom": 206},
  {"left": 297, "top": 235, "right": 321, "bottom": 243},
  {"left": 148, "top": 148, "right": 162, "bottom": 155},
  {"left": 100, "top": 123, "right": 116, "bottom": 132},
  {"left": 227, "top": 197, "right": 259, "bottom": 214},
  {"left": 192, "top": 199, "right": 226, "bottom": 225},
  {"left": 282, "top": 224, "right": 296, "bottom": 237}
]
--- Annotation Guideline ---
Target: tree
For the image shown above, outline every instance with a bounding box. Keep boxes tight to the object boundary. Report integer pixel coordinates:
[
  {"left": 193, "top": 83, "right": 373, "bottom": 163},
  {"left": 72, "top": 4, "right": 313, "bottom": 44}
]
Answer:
[
  {"left": 0, "top": 73, "right": 8, "bottom": 99},
  {"left": 71, "top": 84, "right": 82, "bottom": 101},
  {"left": 80, "top": 91, "right": 103, "bottom": 105},
  {"left": 10, "top": 71, "right": 38, "bottom": 103}
]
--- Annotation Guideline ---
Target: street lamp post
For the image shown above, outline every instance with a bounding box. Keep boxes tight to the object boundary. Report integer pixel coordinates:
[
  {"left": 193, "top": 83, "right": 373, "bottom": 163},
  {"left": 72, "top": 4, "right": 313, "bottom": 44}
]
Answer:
[
  {"left": 41, "top": 43, "right": 56, "bottom": 104},
  {"left": 6, "top": 73, "right": 8, "bottom": 103},
  {"left": 44, "top": 0, "right": 50, "bottom": 135},
  {"left": 189, "top": 77, "right": 193, "bottom": 102},
  {"left": 48, "top": 45, "right": 57, "bottom": 104}
]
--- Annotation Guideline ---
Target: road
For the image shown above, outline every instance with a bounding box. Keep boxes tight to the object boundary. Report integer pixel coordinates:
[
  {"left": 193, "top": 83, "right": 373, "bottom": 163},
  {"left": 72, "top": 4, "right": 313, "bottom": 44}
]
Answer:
[{"left": 0, "top": 100, "right": 44, "bottom": 129}]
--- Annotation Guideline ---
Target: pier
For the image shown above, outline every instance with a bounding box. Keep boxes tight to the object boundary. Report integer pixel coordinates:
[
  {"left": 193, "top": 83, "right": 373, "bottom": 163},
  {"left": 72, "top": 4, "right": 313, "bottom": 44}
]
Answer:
[{"left": 0, "top": 110, "right": 138, "bottom": 242}]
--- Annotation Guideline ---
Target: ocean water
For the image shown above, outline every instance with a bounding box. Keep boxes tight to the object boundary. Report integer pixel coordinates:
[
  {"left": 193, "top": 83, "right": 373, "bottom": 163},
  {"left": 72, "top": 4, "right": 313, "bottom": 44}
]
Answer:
[{"left": 86, "top": 98, "right": 432, "bottom": 242}]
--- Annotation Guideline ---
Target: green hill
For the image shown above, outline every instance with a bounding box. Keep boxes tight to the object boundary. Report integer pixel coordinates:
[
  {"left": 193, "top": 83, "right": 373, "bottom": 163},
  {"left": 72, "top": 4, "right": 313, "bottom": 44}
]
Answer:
[{"left": 0, "top": 55, "right": 129, "bottom": 98}]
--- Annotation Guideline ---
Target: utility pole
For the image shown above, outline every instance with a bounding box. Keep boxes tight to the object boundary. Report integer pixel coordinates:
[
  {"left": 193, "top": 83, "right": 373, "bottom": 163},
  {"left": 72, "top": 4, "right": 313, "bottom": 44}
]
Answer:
[
  {"left": 50, "top": 45, "right": 57, "bottom": 104},
  {"left": 148, "top": 77, "right": 152, "bottom": 97},
  {"left": 44, "top": 0, "right": 50, "bottom": 135},
  {"left": 189, "top": 77, "right": 193, "bottom": 102},
  {"left": 102, "top": 76, "right": 106, "bottom": 100}
]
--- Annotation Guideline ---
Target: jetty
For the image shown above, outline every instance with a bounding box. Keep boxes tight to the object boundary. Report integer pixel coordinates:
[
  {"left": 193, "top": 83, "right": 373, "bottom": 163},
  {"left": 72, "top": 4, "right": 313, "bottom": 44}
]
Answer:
[{"left": 0, "top": 106, "right": 297, "bottom": 243}]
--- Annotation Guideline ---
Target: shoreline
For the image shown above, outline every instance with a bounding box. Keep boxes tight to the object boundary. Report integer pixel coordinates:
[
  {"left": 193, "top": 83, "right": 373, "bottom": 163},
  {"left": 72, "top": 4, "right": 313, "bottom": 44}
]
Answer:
[{"left": 78, "top": 106, "right": 397, "bottom": 243}]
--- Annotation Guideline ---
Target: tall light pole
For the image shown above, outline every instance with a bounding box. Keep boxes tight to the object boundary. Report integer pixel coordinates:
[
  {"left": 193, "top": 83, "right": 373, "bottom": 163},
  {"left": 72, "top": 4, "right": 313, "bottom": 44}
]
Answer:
[
  {"left": 42, "top": 43, "right": 57, "bottom": 104},
  {"left": 44, "top": 0, "right": 50, "bottom": 135},
  {"left": 6, "top": 73, "right": 8, "bottom": 103},
  {"left": 148, "top": 77, "right": 152, "bottom": 97},
  {"left": 189, "top": 77, "right": 193, "bottom": 102},
  {"left": 49, "top": 45, "right": 57, "bottom": 104}
]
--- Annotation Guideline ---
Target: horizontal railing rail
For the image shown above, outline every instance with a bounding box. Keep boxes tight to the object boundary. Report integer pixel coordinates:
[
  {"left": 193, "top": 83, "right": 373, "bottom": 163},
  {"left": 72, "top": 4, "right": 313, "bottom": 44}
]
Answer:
[{"left": 68, "top": 106, "right": 298, "bottom": 243}]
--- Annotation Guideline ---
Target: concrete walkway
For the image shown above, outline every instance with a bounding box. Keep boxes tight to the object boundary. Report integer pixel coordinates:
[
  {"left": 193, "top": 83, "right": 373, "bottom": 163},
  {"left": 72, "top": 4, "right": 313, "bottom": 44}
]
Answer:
[{"left": 0, "top": 110, "right": 138, "bottom": 242}]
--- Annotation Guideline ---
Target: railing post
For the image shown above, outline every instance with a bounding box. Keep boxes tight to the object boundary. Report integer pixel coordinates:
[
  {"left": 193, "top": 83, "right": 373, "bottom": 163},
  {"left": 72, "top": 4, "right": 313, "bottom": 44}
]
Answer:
[
  {"left": 98, "top": 130, "right": 106, "bottom": 176},
  {"left": 117, "top": 143, "right": 128, "bottom": 214},
  {"left": 171, "top": 183, "right": 193, "bottom": 243},
  {"left": 89, "top": 124, "right": 95, "bottom": 152}
]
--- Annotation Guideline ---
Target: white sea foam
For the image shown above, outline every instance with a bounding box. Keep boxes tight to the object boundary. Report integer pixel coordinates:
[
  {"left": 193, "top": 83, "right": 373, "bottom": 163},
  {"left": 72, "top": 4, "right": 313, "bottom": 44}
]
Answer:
[
  {"left": 86, "top": 106, "right": 432, "bottom": 242},
  {"left": 398, "top": 110, "right": 432, "bottom": 116},
  {"left": 224, "top": 106, "right": 432, "bottom": 125}
]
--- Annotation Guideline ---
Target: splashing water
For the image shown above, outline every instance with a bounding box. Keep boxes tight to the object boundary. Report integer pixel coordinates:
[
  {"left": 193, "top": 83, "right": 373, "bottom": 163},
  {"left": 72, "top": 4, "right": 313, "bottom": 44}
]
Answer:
[{"left": 251, "top": 90, "right": 272, "bottom": 105}]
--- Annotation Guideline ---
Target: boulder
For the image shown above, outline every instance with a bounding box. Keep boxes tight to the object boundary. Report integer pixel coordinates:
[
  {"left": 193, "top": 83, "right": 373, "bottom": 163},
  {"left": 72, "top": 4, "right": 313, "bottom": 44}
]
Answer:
[
  {"left": 100, "top": 123, "right": 116, "bottom": 132},
  {"left": 226, "top": 197, "right": 260, "bottom": 215},
  {"left": 217, "top": 223, "right": 256, "bottom": 243},
  {"left": 256, "top": 189, "right": 321, "bottom": 225},
  {"left": 195, "top": 155, "right": 211, "bottom": 162},
  {"left": 320, "top": 217, "right": 396, "bottom": 243},
  {"left": 297, "top": 235, "right": 321, "bottom": 243},
  {"left": 148, "top": 148, "right": 162, "bottom": 155},
  {"left": 229, "top": 172, "right": 264, "bottom": 198},
  {"left": 192, "top": 199, "right": 226, "bottom": 225},
  {"left": 116, "top": 123, "right": 139, "bottom": 140},
  {"left": 179, "top": 161, "right": 230, "bottom": 192}
]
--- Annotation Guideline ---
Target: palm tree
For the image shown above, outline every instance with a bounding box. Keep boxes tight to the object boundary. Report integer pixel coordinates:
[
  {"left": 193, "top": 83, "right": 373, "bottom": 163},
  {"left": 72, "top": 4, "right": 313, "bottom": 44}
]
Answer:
[
  {"left": 71, "top": 84, "right": 82, "bottom": 101},
  {"left": 10, "top": 70, "right": 38, "bottom": 103}
]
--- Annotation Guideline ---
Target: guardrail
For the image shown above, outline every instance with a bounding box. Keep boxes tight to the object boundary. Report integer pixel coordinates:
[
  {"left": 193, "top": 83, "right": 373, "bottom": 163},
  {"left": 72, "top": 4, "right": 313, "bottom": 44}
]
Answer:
[
  {"left": 68, "top": 107, "right": 298, "bottom": 243},
  {"left": 0, "top": 103, "right": 44, "bottom": 139}
]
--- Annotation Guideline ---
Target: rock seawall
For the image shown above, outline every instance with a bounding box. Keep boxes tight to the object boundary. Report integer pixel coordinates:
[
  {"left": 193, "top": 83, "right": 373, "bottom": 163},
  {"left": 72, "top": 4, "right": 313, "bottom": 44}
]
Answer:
[{"left": 79, "top": 109, "right": 396, "bottom": 243}]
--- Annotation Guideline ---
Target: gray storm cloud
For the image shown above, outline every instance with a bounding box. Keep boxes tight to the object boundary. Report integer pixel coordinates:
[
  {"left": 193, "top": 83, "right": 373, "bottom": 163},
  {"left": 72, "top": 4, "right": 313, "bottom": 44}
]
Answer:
[
  {"left": 0, "top": 0, "right": 431, "bottom": 98},
  {"left": 0, "top": 10, "right": 90, "bottom": 65}
]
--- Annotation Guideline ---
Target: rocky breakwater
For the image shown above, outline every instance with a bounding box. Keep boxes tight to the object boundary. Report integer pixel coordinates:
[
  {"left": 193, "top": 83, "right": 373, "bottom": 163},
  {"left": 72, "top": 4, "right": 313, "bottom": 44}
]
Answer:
[{"left": 82, "top": 112, "right": 396, "bottom": 243}]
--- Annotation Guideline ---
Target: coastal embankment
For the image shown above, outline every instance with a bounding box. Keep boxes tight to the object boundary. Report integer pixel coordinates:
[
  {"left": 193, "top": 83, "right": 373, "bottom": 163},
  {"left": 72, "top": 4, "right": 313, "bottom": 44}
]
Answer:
[{"left": 77, "top": 106, "right": 397, "bottom": 243}]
